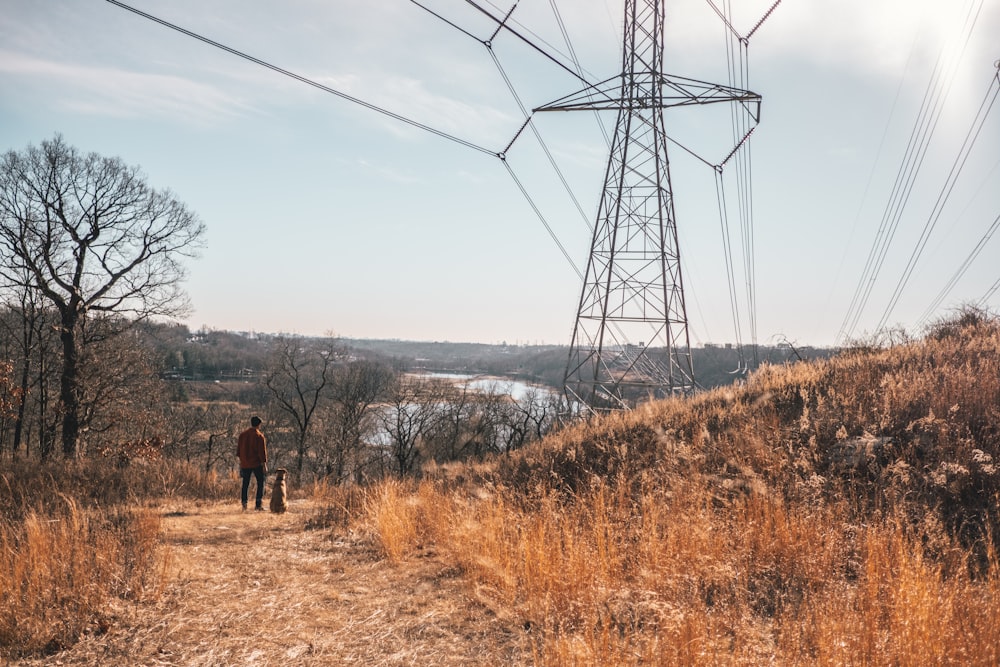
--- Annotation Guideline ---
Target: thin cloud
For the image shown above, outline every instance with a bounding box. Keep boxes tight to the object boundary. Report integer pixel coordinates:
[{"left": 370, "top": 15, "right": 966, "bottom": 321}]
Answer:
[
  {"left": 309, "top": 67, "right": 519, "bottom": 150},
  {"left": 0, "top": 50, "right": 255, "bottom": 125}
]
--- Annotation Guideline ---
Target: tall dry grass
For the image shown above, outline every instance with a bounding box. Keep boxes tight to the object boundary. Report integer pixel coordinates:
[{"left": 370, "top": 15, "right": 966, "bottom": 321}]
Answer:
[
  {"left": 0, "top": 496, "right": 165, "bottom": 656},
  {"left": 0, "top": 458, "right": 229, "bottom": 658},
  {"left": 362, "top": 477, "right": 1000, "bottom": 664},
  {"left": 352, "top": 312, "right": 1000, "bottom": 664}
]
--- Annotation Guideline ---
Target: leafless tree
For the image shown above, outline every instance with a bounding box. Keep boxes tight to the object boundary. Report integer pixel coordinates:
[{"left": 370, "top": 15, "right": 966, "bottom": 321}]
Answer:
[
  {"left": 378, "top": 376, "right": 449, "bottom": 478},
  {"left": 325, "top": 359, "right": 395, "bottom": 482},
  {"left": 0, "top": 136, "right": 204, "bottom": 457},
  {"left": 77, "top": 317, "right": 167, "bottom": 455},
  {"left": 499, "top": 387, "right": 559, "bottom": 452},
  {"left": 203, "top": 405, "right": 243, "bottom": 473},
  {"left": 426, "top": 381, "right": 507, "bottom": 462},
  {"left": 265, "top": 336, "right": 340, "bottom": 477},
  {"left": 0, "top": 291, "right": 45, "bottom": 457}
]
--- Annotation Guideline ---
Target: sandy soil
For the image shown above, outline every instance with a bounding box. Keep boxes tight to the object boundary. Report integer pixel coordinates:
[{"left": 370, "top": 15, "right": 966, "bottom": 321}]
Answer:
[{"left": 16, "top": 498, "right": 525, "bottom": 666}]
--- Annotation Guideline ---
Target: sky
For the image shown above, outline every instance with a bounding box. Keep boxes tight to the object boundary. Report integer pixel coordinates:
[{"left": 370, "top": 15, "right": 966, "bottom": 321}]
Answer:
[{"left": 1, "top": 0, "right": 998, "bottom": 347}]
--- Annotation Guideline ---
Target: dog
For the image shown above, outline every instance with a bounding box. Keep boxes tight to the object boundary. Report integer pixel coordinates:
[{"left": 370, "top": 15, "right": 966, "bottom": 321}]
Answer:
[{"left": 269, "top": 468, "right": 288, "bottom": 513}]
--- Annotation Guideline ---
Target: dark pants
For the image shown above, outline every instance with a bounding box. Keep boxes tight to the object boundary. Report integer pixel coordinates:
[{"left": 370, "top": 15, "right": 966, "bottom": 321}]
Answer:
[{"left": 240, "top": 466, "right": 265, "bottom": 508}]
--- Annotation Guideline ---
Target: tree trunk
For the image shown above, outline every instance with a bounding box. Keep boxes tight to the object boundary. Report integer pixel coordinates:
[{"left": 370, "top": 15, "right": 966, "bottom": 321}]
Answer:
[
  {"left": 37, "top": 333, "right": 54, "bottom": 461},
  {"left": 59, "top": 315, "right": 81, "bottom": 458},
  {"left": 11, "top": 359, "right": 29, "bottom": 458},
  {"left": 296, "top": 434, "right": 306, "bottom": 479}
]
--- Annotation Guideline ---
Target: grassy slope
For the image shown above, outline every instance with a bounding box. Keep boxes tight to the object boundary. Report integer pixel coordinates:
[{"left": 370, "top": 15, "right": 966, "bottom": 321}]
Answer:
[{"left": 366, "top": 313, "right": 1000, "bottom": 664}]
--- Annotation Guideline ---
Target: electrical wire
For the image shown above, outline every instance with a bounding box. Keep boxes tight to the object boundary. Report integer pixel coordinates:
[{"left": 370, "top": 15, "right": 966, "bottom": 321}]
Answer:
[
  {"left": 461, "top": 0, "right": 591, "bottom": 84},
  {"left": 715, "top": 169, "right": 746, "bottom": 358},
  {"left": 106, "top": 0, "right": 593, "bottom": 281},
  {"left": 549, "top": 0, "right": 613, "bottom": 150},
  {"left": 714, "top": 0, "right": 764, "bottom": 368},
  {"left": 501, "top": 160, "right": 582, "bottom": 279},
  {"left": 839, "top": 32, "right": 960, "bottom": 340},
  {"left": 407, "top": 0, "right": 483, "bottom": 43},
  {"left": 918, "top": 211, "right": 1000, "bottom": 327},
  {"left": 838, "top": 0, "right": 985, "bottom": 342},
  {"left": 406, "top": 0, "right": 596, "bottom": 236},
  {"left": 486, "top": 47, "right": 594, "bottom": 231},
  {"left": 981, "top": 275, "right": 1000, "bottom": 308},
  {"left": 105, "top": 0, "right": 500, "bottom": 157},
  {"left": 819, "top": 21, "right": 926, "bottom": 336},
  {"left": 875, "top": 62, "right": 999, "bottom": 331},
  {"left": 700, "top": 0, "right": 782, "bottom": 365},
  {"left": 733, "top": 1, "right": 759, "bottom": 364}
]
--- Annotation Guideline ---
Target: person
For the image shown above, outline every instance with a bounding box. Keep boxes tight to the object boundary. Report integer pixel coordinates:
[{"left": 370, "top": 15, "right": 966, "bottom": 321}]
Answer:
[{"left": 236, "top": 416, "right": 268, "bottom": 511}]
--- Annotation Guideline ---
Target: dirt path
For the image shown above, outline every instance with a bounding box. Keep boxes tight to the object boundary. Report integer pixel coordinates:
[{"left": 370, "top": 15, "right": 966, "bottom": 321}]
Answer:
[{"left": 23, "top": 498, "right": 524, "bottom": 666}]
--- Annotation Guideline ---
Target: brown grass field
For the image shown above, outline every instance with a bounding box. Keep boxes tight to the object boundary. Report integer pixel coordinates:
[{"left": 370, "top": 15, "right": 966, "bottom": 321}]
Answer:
[
  {"left": 5, "top": 496, "right": 522, "bottom": 665},
  {"left": 3, "top": 311, "right": 1000, "bottom": 665}
]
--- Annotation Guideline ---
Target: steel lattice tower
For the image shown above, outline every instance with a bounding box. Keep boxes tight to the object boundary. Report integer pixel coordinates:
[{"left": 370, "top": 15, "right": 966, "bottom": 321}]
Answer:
[{"left": 536, "top": 0, "right": 759, "bottom": 411}]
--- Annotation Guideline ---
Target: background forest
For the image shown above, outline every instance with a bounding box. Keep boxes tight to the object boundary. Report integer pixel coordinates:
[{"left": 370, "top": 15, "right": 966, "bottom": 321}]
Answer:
[{"left": 0, "top": 306, "right": 826, "bottom": 481}]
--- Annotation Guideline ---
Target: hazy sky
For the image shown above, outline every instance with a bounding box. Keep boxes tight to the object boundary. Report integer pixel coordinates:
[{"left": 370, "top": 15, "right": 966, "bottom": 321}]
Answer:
[{"left": 1, "top": 0, "right": 998, "bottom": 346}]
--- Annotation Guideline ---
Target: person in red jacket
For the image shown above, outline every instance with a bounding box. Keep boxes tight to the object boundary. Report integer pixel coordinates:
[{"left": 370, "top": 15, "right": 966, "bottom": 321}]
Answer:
[{"left": 236, "top": 416, "right": 268, "bottom": 511}]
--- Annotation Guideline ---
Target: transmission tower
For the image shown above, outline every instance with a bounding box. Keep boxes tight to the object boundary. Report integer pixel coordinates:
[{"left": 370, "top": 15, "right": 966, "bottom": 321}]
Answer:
[{"left": 536, "top": 0, "right": 760, "bottom": 412}]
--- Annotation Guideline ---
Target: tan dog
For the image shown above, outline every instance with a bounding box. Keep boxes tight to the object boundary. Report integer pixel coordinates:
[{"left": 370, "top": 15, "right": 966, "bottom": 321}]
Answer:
[{"left": 269, "top": 468, "right": 288, "bottom": 513}]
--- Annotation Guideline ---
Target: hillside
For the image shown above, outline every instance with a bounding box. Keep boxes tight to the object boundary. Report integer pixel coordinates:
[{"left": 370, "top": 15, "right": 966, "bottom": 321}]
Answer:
[{"left": 4, "top": 310, "right": 1000, "bottom": 665}]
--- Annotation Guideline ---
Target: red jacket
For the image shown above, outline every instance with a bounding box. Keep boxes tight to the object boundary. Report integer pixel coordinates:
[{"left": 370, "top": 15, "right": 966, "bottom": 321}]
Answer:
[{"left": 237, "top": 427, "right": 267, "bottom": 469}]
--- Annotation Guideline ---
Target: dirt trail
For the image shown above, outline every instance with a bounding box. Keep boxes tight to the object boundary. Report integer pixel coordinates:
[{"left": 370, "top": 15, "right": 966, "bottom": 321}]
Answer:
[{"left": 24, "top": 498, "right": 523, "bottom": 666}]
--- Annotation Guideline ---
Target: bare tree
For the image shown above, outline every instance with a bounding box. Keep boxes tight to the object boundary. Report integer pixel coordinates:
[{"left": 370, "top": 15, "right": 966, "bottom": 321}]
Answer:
[
  {"left": 0, "top": 136, "right": 204, "bottom": 457},
  {"left": 499, "top": 387, "right": 559, "bottom": 452},
  {"left": 325, "top": 360, "right": 395, "bottom": 483},
  {"left": 378, "top": 377, "right": 448, "bottom": 478},
  {"left": 426, "top": 382, "right": 507, "bottom": 462},
  {"left": 0, "top": 361, "right": 15, "bottom": 429},
  {"left": 77, "top": 316, "right": 167, "bottom": 455},
  {"left": 265, "top": 336, "right": 339, "bottom": 478},
  {"left": 0, "top": 292, "right": 48, "bottom": 457},
  {"left": 204, "top": 407, "right": 242, "bottom": 472}
]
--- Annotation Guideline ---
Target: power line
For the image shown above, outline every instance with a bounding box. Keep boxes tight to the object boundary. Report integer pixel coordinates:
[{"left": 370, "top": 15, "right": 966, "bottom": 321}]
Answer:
[
  {"left": 981, "top": 275, "right": 1000, "bottom": 308},
  {"left": 461, "top": 0, "right": 592, "bottom": 84},
  {"left": 838, "top": 0, "right": 985, "bottom": 342},
  {"left": 408, "top": 0, "right": 483, "bottom": 43},
  {"left": 715, "top": 169, "right": 746, "bottom": 358},
  {"left": 106, "top": 0, "right": 592, "bottom": 282},
  {"left": 105, "top": 0, "right": 499, "bottom": 157},
  {"left": 487, "top": 48, "right": 594, "bottom": 231},
  {"left": 875, "top": 62, "right": 999, "bottom": 331},
  {"left": 407, "top": 2, "right": 598, "bottom": 251},
  {"left": 548, "top": 0, "right": 613, "bottom": 150},
  {"left": 839, "top": 48, "right": 954, "bottom": 340},
  {"left": 500, "top": 160, "right": 582, "bottom": 279},
  {"left": 918, "top": 211, "right": 1000, "bottom": 327},
  {"left": 819, "top": 20, "right": 927, "bottom": 337}
]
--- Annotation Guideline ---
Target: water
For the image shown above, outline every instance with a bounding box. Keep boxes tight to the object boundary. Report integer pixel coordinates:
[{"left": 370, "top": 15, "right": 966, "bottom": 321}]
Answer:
[{"left": 411, "top": 372, "right": 555, "bottom": 401}]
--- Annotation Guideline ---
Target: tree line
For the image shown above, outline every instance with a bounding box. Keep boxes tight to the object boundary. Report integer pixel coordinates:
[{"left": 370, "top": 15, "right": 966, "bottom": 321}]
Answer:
[{"left": 0, "top": 306, "right": 562, "bottom": 481}]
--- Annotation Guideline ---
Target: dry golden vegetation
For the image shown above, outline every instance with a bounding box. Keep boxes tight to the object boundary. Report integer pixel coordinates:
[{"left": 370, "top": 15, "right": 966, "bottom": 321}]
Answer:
[
  {"left": 353, "top": 312, "right": 1000, "bottom": 664},
  {"left": 3, "top": 311, "right": 1000, "bottom": 665},
  {"left": 0, "top": 460, "right": 230, "bottom": 658}
]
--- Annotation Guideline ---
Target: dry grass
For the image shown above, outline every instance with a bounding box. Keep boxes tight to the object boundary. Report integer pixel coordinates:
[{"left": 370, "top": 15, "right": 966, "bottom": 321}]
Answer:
[
  {"left": 10, "top": 497, "right": 523, "bottom": 665},
  {"left": 0, "top": 459, "right": 228, "bottom": 659},
  {"left": 6, "top": 312, "right": 1000, "bottom": 664},
  {"left": 0, "top": 497, "right": 165, "bottom": 657},
  {"left": 359, "top": 476, "right": 1000, "bottom": 665},
  {"left": 354, "top": 313, "right": 1000, "bottom": 665}
]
